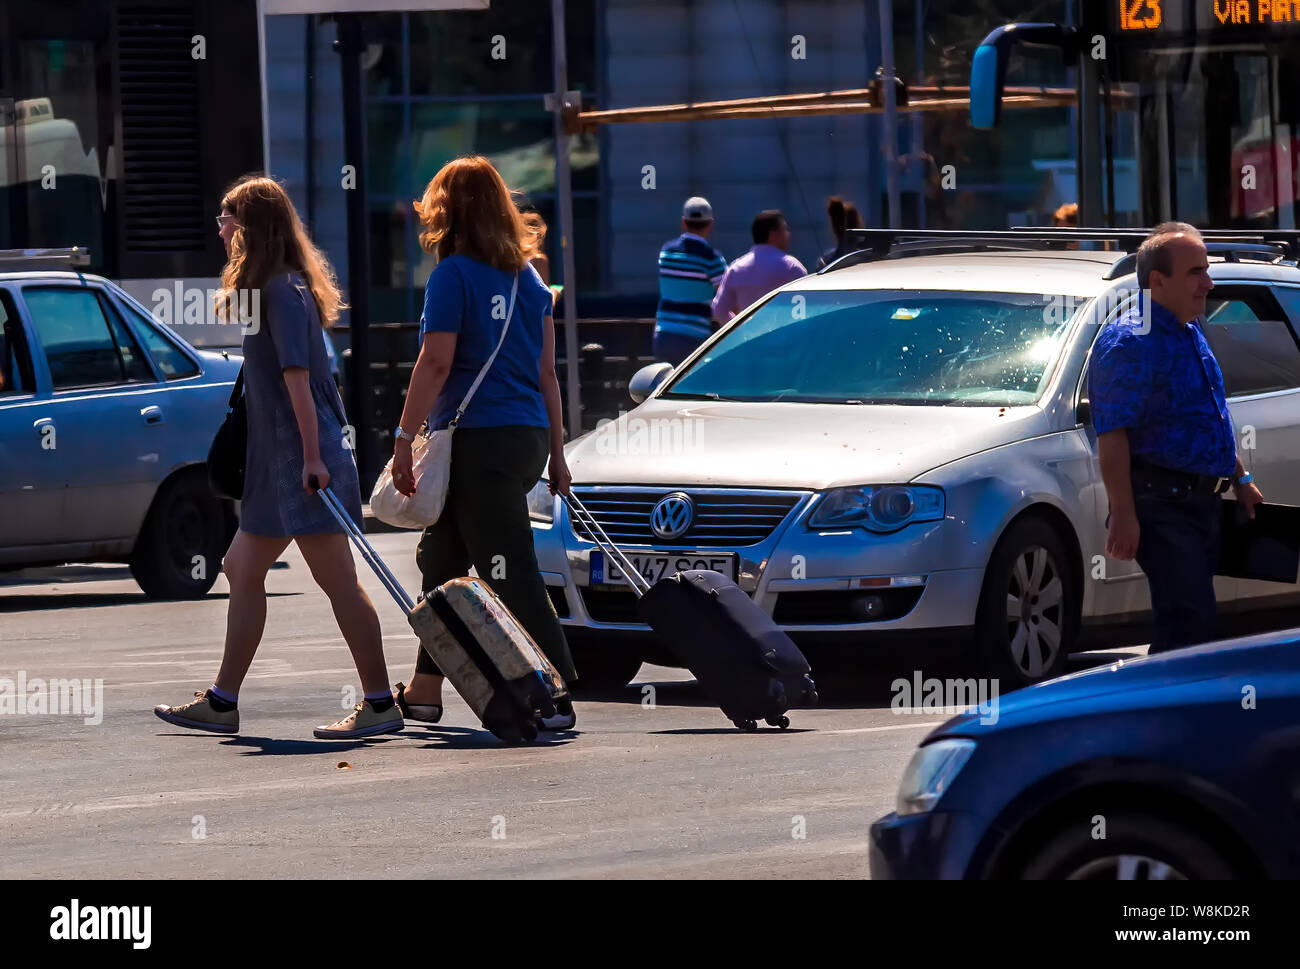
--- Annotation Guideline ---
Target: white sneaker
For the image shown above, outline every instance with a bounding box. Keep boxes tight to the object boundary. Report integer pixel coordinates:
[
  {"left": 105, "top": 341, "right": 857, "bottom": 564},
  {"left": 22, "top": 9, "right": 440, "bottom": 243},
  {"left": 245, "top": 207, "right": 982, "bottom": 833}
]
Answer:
[{"left": 538, "top": 698, "right": 576, "bottom": 732}]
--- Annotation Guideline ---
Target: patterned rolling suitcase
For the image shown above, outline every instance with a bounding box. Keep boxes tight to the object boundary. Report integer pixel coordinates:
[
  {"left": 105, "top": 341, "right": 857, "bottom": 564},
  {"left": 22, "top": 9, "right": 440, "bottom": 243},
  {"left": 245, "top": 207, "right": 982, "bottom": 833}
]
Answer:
[
  {"left": 564, "top": 492, "right": 817, "bottom": 731},
  {"left": 315, "top": 484, "right": 566, "bottom": 743}
]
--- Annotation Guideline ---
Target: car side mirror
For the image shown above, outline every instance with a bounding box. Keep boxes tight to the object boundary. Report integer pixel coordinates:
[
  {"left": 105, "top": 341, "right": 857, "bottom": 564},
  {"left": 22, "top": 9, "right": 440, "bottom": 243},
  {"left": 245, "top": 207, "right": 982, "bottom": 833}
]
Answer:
[{"left": 628, "top": 362, "right": 673, "bottom": 404}]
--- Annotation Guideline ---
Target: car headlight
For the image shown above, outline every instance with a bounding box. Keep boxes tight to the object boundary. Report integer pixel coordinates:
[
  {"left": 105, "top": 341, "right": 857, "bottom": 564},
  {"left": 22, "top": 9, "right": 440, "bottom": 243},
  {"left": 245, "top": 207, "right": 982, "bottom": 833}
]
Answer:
[
  {"left": 527, "top": 479, "right": 555, "bottom": 523},
  {"left": 809, "top": 485, "right": 944, "bottom": 531},
  {"left": 896, "top": 738, "right": 976, "bottom": 817}
]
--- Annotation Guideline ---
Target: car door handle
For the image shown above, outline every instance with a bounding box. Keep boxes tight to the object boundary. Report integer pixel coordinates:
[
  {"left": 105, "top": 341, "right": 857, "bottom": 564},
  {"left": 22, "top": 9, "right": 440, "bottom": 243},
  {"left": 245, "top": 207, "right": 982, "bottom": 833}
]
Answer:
[{"left": 140, "top": 405, "right": 164, "bottom": 426}]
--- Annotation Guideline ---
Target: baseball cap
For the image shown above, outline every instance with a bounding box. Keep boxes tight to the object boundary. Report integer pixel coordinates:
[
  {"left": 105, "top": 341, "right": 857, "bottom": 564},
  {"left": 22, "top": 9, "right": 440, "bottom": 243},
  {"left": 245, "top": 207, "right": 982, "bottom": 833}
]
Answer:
[{"left": 682, "top": 196, "right": 714, "bottom": 222}]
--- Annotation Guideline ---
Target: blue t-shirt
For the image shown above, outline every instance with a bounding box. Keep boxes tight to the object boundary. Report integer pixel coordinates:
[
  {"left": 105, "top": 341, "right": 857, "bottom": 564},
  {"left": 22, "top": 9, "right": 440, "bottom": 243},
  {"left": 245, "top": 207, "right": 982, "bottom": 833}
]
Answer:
[
  {"left": 1090, "top": 295, "right": 1236, "bottom": 476},
  {"left": 420, "top": 255, "right": 552, "bottom": 431}
]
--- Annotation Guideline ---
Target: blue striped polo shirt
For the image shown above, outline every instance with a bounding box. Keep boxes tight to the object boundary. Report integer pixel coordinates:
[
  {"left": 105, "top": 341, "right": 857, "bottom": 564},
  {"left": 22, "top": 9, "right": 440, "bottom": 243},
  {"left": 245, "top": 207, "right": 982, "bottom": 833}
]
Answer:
[{"left": 655, "top": 232, "right": 728, "bottom": 340}]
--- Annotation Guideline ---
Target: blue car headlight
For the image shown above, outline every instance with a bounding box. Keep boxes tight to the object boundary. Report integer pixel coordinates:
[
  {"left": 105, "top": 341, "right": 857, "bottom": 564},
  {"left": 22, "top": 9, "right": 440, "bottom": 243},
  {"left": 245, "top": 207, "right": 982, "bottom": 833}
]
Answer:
[
  {"left": 896, "top": 738, "right": 976, "bottom": 816},
  {"left": 809, "top": 485, "right": 944, "bottom": 532}
]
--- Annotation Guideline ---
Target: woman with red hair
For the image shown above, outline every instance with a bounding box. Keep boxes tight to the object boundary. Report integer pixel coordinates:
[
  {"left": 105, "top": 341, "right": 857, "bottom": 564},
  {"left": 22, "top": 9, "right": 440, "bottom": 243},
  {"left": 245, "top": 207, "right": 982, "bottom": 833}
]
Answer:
[{"left": 390, "top": 155, "right": 579, "bottom": 731}]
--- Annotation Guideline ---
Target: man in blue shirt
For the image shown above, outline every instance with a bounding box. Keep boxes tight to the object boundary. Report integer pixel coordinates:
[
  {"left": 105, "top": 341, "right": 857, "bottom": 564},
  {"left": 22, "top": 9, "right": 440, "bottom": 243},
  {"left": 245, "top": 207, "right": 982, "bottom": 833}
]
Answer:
[
  {"left": 653, "top": 197, "right": 728, "bottom": 366},
  {"left": 1091, "top": 222, "right": 1264, "bottom": 653}
]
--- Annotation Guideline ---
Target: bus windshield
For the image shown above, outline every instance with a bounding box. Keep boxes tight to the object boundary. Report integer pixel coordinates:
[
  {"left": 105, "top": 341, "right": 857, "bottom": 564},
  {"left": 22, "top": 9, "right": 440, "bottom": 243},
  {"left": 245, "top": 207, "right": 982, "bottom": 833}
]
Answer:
[{"left": 972, "top": 3, "right": 1300, "bottom": 230}]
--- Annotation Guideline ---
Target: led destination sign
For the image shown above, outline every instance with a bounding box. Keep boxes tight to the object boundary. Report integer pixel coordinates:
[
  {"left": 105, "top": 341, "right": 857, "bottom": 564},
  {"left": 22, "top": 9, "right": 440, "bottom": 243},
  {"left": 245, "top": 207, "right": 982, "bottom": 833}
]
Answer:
[{"left": 1116, "top": 0, "right": 1300, "bottom": 35}]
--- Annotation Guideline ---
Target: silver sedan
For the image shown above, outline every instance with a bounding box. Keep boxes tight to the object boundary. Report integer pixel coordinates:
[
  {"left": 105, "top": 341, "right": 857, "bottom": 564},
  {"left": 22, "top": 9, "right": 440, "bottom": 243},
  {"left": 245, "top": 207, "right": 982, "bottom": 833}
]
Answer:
[{"left": 528, "top": 250, "right": 1300, "bottom": 689}]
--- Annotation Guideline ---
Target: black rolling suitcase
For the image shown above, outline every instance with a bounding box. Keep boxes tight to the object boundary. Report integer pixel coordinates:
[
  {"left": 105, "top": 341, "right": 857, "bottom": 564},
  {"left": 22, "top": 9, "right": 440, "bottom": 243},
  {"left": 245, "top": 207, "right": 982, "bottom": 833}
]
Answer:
[
  {"left": 316, "top": 484, "right": 566, "bottom": 743},
  {"left": 565, "top": 492, "right": 817, "bottom": 731}
]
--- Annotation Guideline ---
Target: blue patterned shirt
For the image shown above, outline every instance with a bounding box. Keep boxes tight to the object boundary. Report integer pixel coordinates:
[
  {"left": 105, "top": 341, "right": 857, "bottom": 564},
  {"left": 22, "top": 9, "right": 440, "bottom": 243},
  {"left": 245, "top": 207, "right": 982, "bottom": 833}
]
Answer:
[
  {"left": 655, "top": 233, "right": 728, "bottom": 340},
  {"left": 1090, "top": 295, "right": 1236, "bottom": 476}
]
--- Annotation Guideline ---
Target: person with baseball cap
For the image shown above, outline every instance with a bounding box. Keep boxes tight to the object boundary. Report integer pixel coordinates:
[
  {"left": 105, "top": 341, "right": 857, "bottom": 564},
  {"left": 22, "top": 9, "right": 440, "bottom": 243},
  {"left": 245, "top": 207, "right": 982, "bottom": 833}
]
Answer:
[{"left": 653, "top": 196, "right": 728, "bottom": 365}]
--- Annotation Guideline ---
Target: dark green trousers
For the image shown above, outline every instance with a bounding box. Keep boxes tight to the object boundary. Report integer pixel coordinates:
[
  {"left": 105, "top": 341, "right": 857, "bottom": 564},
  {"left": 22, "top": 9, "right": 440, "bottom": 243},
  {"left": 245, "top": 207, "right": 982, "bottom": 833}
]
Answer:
[{"left": 414, "top": 425, "right": 578, "bottom": 685}]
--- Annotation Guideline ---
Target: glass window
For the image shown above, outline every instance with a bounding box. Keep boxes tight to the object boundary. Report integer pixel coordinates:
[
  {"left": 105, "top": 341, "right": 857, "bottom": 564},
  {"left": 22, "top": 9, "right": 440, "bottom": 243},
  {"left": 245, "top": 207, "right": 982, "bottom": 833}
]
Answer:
[
  {"left": 367, "top": 102, "right": 407, "bottom": 198},
  {"left": 663, "top": 290, "right": 1076, "bottom": 407},
  {"left": 3, "top": 38, "right": 108, "bottom": 263},
  {"left": 1203, "top": 289, "right": 1300, "bottom": 397},
  {"left": 120, "top": 301, "right": 199, "bottom": 380},
  {"left": 409, "top": 100, "right": 553, "bottom": 197},
  {"left": 369, "top": 202, "right": 411, "bottom": 324},
  {"left": 0, "top": 292, "right": 34, "bottom": 395},
  {"left": 24, "top": 287, "right": 148, "bottom": 389},
  {"left": 364, "top": 13, "right": 405, "bottom": 98},
  {"left": 409, "top": 9, "right": 553, "bottom": 97}
]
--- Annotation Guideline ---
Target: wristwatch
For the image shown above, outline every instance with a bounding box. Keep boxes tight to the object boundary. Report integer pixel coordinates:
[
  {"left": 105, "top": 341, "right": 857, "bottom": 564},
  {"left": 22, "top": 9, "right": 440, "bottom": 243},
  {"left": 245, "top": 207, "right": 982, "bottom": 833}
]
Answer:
[
  {"left": 1233, "top": 471, "right": 1254, "bottom": 486},
  {"left": 394, "top": 425, "right": 416, "bottom": 444}
]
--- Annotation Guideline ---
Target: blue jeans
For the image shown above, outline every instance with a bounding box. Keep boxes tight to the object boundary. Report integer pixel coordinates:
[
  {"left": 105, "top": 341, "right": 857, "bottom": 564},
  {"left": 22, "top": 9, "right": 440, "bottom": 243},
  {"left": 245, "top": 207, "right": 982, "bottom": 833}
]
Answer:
[{"left": 1133, "top": 488, "right": 1222, "bottom": 653}]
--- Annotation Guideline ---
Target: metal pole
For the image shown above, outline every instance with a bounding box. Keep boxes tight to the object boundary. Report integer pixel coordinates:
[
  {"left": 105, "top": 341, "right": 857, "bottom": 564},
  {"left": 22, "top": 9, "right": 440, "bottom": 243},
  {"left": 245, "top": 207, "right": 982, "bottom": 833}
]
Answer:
[
  {"left": 335, "top": 14, "right": 373, "bottom": 487},
  {"left": 913, "top": 0, "right": 925, "bottom": 228},
  {"left": 879, "top": 0, "right": 902, "bottom": 228},
  {"left": 551, "top": 0, "right": 582, "bottom": 438},
  {"left": 1077, "top": 48, "right": 1104, "bottom": 225}
]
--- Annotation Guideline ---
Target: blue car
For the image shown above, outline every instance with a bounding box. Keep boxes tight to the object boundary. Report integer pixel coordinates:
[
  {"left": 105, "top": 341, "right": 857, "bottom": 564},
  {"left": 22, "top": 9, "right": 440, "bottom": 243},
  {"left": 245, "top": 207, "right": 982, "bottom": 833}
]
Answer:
[
  {"left": 0, "top": 269, "right": 242, "bottom": 598},
  {"left": 869, "top": 630, "right": 1300, "bottom": 879}
]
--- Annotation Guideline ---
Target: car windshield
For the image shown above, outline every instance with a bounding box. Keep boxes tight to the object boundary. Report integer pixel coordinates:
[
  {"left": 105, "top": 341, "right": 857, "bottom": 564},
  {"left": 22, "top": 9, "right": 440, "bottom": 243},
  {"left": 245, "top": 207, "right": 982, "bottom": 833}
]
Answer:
[{"left": 662, "top": 289, "right": 1079, "bottom": 406}]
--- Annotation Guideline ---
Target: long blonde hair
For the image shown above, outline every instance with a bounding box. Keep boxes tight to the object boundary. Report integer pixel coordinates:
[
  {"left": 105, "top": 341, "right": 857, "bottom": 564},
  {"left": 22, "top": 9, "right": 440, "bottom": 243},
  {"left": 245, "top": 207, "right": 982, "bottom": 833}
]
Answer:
[
  {"left": 216, "top": 174, "right": 345, "bottom": 325},
  {"left": 413, "top": 155, "right": 544, "bottom": 272}
]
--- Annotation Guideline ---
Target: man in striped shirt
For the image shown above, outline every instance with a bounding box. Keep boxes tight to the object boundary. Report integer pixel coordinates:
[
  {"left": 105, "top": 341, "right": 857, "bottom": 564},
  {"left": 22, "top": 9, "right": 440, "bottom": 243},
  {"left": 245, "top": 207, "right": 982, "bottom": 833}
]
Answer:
[{"left": 653, "top": 196, "right": 728, "bottom": 365}]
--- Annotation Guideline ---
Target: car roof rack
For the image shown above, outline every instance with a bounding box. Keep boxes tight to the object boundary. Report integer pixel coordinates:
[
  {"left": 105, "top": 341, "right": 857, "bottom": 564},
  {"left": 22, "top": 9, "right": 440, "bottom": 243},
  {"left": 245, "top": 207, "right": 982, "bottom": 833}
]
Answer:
[
  {"left": 820, "top": 227, "right": 1300, "bottom": 278},
  {"left": 0, "top": 247, "right": 92, "bottom": 270}
]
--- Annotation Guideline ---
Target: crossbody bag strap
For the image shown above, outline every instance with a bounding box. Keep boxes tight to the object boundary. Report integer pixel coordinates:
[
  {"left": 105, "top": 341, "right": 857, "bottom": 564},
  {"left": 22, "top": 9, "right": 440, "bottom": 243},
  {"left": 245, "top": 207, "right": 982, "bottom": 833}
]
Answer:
[{"left": 451, "top": 271, "right": 518, "bottom": 428}]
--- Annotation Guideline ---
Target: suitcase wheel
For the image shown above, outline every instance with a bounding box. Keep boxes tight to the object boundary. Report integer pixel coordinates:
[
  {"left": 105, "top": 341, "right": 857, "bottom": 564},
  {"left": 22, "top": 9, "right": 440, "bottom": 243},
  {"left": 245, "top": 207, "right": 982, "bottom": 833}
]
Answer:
[
  {"left": 733, "top": 718, "right": 759, "bottom": 732},
  {"left": 765, "top": 715, "right": 791, "bottom": 730}
]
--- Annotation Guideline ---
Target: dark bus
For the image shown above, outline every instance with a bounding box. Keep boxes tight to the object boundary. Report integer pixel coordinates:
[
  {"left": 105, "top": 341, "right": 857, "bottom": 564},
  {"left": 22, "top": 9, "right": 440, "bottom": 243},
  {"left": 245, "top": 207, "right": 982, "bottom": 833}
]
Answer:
[
  {"left": 971, "top": 1, "right": 1300, "bottom": 230},
  {"left": 0, "top": 0, "right": 264, "bottom": 326}
]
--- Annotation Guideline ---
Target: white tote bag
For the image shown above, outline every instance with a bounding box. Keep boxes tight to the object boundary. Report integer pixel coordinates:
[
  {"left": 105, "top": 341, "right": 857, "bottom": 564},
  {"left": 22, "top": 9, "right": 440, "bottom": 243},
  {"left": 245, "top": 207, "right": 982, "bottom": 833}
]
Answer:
[{"left": 370, "top": 272, "right": 518, "bottom": 529}]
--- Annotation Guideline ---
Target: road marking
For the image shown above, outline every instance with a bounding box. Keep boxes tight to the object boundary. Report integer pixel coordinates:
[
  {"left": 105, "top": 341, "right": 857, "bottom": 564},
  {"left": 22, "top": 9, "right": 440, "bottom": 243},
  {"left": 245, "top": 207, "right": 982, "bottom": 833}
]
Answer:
[{"left": 822, "top": 721, "right": 945, "bottom": 735}]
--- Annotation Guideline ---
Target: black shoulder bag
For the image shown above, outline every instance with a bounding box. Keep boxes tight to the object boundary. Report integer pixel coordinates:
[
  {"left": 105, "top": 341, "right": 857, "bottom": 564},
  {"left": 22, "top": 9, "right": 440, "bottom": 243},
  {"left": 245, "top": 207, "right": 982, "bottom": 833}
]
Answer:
[{"left": 207, "top": 367, "right": 247, "bottom": 500}]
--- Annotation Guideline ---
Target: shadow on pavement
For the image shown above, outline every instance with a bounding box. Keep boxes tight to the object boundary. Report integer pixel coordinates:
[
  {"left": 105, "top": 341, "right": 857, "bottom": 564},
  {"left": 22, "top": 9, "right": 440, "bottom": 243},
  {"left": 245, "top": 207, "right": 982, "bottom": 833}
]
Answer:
[
  {"left": 217, "top": 734, "right": 410, "bottom": 755},
  {"left": 0, "top": 591, "right": 299, "bottom": 612},
  {"left": 581, "top": 648, "right": 1146, "bottom": 711},
  {"left": 650, "top": 727, "right": 815, "bottom": 736}
]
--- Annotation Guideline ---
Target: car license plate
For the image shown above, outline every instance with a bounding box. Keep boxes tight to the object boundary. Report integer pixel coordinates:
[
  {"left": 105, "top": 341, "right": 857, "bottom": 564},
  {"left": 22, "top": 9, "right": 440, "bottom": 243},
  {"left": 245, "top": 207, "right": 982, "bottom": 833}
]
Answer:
[{"left": 589, "top": 550, "right": 737, "bottom": 588}]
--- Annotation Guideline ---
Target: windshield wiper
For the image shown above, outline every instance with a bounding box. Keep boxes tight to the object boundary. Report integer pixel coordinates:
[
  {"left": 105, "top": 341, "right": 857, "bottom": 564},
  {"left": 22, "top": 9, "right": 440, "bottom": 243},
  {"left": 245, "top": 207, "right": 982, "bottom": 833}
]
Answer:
[{"left": 662, "top": 391, "right": 745, "bottom": 401}]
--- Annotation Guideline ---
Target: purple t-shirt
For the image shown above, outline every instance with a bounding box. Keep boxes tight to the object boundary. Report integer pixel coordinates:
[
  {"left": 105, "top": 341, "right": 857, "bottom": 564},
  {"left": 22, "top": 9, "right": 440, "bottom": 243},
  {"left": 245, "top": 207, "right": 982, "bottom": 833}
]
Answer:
[{"left": 711, "top": 244, "right": 808, "bottom": 321}]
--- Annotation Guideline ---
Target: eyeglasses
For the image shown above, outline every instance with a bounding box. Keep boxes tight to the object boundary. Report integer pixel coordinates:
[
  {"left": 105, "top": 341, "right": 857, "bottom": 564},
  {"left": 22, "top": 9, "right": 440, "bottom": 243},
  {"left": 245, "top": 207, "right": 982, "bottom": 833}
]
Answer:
[{"left": 216, "top": 214, "right": 237, "bottom": 229}]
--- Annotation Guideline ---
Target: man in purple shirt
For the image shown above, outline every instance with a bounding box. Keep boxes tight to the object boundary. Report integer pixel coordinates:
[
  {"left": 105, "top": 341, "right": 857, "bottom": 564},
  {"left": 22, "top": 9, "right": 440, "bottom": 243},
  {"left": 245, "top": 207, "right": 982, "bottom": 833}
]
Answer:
[{"left": 712, "top": 210, "right": 808, "bottom": 322}]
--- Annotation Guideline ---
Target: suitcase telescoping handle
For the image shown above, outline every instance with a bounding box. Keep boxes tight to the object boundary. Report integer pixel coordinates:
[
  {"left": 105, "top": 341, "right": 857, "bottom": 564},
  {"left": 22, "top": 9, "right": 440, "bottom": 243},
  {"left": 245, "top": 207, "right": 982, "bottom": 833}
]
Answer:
[
  {"left": 561, "top": 490, "right": 652, "bottom": 597},
  {"left": 310, "top": 476, "right": 416, "bottom": 614}
]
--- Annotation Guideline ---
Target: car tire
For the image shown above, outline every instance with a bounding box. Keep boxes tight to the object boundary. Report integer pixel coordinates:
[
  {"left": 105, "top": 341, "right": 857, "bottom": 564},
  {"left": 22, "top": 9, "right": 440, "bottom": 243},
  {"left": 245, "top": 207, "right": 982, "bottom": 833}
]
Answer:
[
  {"left": 568, "top": 639, "right": 644, "bottom": 695},
  {"left": 1017, "top": 811, "right": 1240, "bottom": 880},
  {"left": 130, "top": 471, "right": 230, "bottom": 600},
  {"left": 973, "top": 516, "right": 1077, "bottom": 689}
]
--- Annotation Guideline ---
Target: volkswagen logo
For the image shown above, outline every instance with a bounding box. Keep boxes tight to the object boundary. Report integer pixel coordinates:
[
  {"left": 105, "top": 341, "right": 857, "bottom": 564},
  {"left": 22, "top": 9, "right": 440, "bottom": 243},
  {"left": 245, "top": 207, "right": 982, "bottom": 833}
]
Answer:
[{"left": 650, "top": 492, "right": 694, "bottom": 540}]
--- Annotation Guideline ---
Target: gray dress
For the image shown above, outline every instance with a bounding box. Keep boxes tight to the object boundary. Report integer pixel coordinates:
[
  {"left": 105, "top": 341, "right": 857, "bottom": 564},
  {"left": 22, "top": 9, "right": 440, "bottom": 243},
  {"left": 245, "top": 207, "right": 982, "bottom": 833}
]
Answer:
[{"left": 239, "top": 271, "right": 364, "bottom": 537}]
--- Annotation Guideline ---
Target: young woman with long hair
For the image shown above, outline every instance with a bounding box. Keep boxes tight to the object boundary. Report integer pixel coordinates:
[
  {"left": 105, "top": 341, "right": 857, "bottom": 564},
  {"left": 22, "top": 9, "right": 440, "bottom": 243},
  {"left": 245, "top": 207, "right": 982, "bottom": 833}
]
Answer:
[
  {"left": 389, "top": 155, "right": 579, "bottom": 731},
  {"left": 154, "top": 175, "right": 402, "bottom": 739}
]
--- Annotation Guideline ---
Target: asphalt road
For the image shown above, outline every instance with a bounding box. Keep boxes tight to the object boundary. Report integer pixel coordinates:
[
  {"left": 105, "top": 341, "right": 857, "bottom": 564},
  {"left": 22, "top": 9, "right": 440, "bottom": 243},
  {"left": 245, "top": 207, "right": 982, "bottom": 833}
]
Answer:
[{"left": 0, "top": 533, "right": 1143, "bottom": 879}]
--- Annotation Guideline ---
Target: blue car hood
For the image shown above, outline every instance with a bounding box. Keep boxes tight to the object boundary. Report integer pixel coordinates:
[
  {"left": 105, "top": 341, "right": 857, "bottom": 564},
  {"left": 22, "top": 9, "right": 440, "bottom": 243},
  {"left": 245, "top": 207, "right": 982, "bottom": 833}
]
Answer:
[{"left": 931, "top": 628, "right": 1300, "bottom": 738}]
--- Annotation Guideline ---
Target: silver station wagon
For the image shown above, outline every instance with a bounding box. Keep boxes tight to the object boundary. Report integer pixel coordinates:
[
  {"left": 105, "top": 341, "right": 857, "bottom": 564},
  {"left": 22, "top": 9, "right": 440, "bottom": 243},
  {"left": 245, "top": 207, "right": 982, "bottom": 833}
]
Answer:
[
  {"left": 0, "top": 263, "right": 241, "bottom": 598},
  {"left": 529, "top": 229, "right": 1300, "bottom": 690}
]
